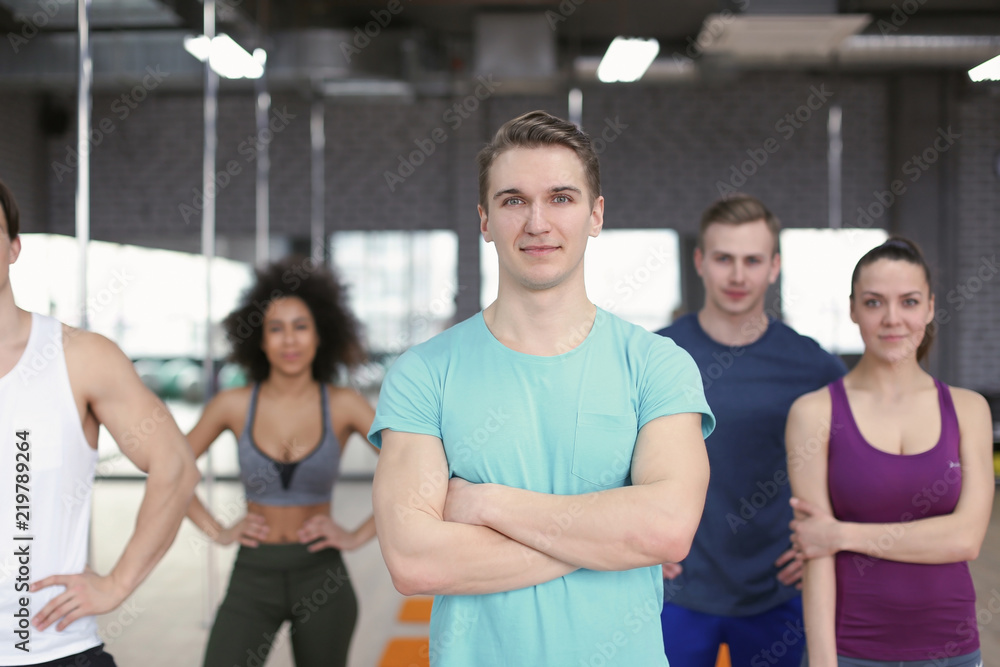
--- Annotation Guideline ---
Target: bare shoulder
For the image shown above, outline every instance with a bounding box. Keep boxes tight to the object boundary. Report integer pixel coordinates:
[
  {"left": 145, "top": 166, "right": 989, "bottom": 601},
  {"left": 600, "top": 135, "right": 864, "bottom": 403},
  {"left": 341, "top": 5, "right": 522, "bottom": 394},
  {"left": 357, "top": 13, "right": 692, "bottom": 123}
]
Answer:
[
  {"left": 789, "top": 385, "right": 832, "bottom": 418},
  {"left": 62, "top": 325, "right": 133, "bottom": 377},
  {"left": 199, "top": 385, "right": 253, "bottom": 432},
  {"left": 328, "top": 385, "right": 373, "bottom": 412},
  {"left": 947, "top": 385, "right": 991, "bottom": 424}
]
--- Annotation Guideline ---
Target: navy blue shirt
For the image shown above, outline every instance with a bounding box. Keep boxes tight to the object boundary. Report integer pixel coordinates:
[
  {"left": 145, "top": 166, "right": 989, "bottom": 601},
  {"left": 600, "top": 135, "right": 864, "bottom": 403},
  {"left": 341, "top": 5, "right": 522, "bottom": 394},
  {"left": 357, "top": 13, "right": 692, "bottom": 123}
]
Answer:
[{"left": 656, "top": 313, "right": 846, "bottom": 616}]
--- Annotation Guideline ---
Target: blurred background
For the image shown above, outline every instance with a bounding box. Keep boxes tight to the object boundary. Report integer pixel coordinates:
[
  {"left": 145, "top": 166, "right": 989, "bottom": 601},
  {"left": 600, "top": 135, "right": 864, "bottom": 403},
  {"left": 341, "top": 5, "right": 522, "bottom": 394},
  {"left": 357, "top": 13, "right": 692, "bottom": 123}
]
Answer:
[{"left": 1, "top": 0, "right": 999, "bottom": 663}]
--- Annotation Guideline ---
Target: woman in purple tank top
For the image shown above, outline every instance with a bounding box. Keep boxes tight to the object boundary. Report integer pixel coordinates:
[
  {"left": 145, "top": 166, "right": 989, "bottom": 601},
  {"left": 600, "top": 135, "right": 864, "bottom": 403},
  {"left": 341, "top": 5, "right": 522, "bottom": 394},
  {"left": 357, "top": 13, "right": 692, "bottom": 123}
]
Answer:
[{"left": 785, "top": 237, "right": 993, "bottom": 667}]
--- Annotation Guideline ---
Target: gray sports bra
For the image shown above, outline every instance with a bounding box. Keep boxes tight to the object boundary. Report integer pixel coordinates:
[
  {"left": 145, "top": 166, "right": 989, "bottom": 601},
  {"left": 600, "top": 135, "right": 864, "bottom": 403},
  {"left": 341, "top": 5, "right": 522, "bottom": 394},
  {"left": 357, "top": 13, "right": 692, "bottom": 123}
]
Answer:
[{"left": 238, "top": 383, "right": 342, "bottom": 506}]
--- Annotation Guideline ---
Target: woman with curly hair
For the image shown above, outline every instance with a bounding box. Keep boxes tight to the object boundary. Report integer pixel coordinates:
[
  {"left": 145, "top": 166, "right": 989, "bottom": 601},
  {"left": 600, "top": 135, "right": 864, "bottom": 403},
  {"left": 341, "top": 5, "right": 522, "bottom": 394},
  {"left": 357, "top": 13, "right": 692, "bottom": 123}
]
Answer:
[{"left": 185, "top": 255, "right": 376, "bottom": 667}]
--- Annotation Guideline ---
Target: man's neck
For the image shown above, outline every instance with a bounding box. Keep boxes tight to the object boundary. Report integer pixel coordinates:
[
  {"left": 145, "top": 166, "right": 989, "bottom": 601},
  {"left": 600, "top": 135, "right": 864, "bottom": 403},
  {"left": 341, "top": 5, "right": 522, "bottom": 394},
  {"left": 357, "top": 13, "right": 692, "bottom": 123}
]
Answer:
[
  {"left": 696, "top": 304, "right": 769, "bottom": 348},
  {"left": 484, "top": 283, "right": 596, "bottom": 356},
  {"left": 0, "top": 289, "right": 28, "bottom": 342}
]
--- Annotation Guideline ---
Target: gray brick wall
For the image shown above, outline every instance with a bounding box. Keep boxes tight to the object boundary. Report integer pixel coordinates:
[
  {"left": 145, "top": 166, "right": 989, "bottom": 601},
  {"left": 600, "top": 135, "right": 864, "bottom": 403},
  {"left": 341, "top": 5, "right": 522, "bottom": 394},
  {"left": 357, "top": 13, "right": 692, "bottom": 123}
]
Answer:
[
  {"left": 956, "top": 93, "right": 1000, "bottom": 393},
  {"left": 9, "top": 72, "right": 998, "bottom": 391},
  {"left": 0, "top": 94, "right": 45, "bottom": 234}
]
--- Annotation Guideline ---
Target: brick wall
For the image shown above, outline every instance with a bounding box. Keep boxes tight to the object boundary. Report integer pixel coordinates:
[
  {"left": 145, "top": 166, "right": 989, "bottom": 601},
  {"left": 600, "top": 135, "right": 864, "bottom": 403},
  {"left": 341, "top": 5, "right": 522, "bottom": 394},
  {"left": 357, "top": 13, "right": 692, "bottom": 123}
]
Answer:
[
  {"left": 956, "top": 91, "right": 1000, "bottom": 393},
  {"left": 0, "top": 94, "right": 45, "bottom": 233},
  {"left": 5, "top": 72, "right": 997, "bottom": 390}
]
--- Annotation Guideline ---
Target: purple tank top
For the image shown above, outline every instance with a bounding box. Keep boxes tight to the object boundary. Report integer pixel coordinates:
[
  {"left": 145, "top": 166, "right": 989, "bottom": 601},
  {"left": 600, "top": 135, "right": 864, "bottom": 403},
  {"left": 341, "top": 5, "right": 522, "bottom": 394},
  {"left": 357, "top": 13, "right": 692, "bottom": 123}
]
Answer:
[{"left": 827, "top": 377, "right": 979, "bottom": 661}]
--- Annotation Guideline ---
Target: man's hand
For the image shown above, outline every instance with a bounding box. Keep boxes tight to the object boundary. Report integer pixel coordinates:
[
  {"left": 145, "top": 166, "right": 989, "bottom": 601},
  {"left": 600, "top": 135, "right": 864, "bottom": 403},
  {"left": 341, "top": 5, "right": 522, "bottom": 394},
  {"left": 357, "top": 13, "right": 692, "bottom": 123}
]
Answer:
[
  {"left": 443, "top": 476, "right": 490, "bottom": 526},
  {"left": 217, "top": 513, "right": 269, "bottom": 547},
  {"left": 775, "top": 546, "right": 804, "bottom": 589},
  {"left": 661, "top": 562, "right": 683, "bottom": 580},
  {"left": 790, "top": 497, "right": 841, "bottom": 559},
  {"left": 298, "top": 515, "right": 361, "bottom": 552},
  {"left": 30, "top": 568, "right": 126, "bottom": 632}
]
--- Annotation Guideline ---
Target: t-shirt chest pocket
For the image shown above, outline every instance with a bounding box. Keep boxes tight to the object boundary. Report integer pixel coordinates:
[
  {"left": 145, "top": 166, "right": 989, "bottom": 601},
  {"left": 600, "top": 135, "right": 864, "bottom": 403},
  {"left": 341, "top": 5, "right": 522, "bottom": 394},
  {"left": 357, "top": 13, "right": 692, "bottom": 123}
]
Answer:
[{"left": 571, "top": 412, "right": 638, "bottom": 487}]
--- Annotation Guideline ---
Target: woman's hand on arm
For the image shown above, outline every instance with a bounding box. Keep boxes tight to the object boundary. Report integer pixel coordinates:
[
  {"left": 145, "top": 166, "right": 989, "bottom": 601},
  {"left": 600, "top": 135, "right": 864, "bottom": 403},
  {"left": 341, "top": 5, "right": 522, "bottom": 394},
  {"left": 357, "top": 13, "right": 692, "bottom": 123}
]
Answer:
[{"left": 793, "top": 388, "right": 995, "bottom": 565}]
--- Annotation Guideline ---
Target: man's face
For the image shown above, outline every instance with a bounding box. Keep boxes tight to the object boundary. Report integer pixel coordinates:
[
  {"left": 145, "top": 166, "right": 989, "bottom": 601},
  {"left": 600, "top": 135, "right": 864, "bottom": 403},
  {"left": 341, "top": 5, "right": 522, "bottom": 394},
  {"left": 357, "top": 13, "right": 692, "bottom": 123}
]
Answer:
[
  {"left": 694, "top": 219, "right": 779, "bottom": 319},
  {"left": 478, "top": 145, "right": 603, "bottom": 294},
  {"left": 0, "top": 207, "right": 20, "bottom": 296}
]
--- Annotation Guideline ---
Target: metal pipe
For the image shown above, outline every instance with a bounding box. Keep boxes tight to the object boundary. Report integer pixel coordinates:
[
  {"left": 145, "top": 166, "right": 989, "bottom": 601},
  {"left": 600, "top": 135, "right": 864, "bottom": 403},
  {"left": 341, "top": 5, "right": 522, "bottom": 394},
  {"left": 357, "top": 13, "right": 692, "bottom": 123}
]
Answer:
[
  {"left": 75, "top": 0, "right": 91, "bottom": 328},
  {"left": 310, "top": 96, "right": 325, "bottom": 264},
  {"left": 827, "top": 103, "right": 843, "bottom": 229},
  {"left": 255, "top": 57, "right": 270, "bottom": 267},
  {"left": 201, "top": 0, "right": 219, "bottom": 628}
]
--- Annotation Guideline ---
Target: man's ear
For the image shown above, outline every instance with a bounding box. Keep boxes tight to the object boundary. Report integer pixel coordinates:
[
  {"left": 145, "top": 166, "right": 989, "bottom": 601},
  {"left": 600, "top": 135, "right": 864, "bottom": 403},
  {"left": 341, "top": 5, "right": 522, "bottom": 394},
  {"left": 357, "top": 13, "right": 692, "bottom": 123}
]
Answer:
[
  {"left": 588, "top": 196, "right": 604, "bottom": 238},
  {"left": 479, "top": 204, "right": 492, "bottom": 243},
  {"left": 768, "top": 252, "right": 781, "bottom": 285},
  {"left": 8, "top": 235, "right": 20, "bottom": 265}
]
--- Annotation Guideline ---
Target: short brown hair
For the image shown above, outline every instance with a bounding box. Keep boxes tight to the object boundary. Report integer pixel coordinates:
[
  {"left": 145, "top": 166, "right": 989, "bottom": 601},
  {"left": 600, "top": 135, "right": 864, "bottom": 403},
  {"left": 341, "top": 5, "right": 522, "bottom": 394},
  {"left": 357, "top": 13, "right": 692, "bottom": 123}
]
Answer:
[
  {"left": 0, "top": 179, "right": 19, "bottom": 241},
  {"left": 698, "top": 194, "right": 780, "bottom": 255},
  {"left": 476, "top": 110, "right": 601, "bottom": 212}
]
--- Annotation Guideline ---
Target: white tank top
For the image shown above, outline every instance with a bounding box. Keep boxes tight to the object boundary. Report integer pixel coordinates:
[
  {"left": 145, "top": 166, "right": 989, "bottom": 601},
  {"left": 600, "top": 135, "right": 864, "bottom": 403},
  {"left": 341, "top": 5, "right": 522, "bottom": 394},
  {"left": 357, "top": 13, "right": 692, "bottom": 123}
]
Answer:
[{"left": 0, "top": 313, "right": 101, "bottom": 664}]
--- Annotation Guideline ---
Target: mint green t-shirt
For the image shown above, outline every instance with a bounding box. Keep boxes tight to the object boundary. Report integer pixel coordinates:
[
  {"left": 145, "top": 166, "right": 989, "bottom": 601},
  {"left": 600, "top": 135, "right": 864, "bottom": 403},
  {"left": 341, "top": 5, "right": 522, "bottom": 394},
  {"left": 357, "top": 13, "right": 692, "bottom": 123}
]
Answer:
[{"left": 369, "top": 308, "right": 714, "bottom": 667}]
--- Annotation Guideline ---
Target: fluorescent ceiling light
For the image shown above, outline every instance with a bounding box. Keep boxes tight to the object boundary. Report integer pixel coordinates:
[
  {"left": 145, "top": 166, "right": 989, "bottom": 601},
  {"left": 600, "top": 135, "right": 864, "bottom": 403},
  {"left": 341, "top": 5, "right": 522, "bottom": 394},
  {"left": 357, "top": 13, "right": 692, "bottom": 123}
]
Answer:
[
  {"left": 597, "top": 37, "right": 660, "bottom": 83},
  {"left": 320, "top": 79, "right": 414, "bottom": 99},
  {"left": 969, "top": 53, "right": 1000, "bottom": 82},
  {"left": 183, "top": 34, "right": 264, "bottom": 80},
  {"left": 183, "top": 35, "right": 210, "bottom": 62}
]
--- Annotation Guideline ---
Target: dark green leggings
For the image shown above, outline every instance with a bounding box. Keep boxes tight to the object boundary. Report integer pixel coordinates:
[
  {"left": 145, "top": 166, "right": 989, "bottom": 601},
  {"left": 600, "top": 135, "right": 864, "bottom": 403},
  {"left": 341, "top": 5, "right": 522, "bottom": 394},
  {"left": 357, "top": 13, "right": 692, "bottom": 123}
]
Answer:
[{"left": 203, "top": 543, "right": 358, "bottom": 667}]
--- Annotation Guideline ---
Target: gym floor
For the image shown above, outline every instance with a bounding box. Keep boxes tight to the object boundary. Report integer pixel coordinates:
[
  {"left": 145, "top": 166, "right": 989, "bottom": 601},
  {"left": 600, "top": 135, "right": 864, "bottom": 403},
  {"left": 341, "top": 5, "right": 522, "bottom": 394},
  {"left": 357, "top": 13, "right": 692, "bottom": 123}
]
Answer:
[{"left": 89, "top": 480, "right": 1000, "bottom": 666}]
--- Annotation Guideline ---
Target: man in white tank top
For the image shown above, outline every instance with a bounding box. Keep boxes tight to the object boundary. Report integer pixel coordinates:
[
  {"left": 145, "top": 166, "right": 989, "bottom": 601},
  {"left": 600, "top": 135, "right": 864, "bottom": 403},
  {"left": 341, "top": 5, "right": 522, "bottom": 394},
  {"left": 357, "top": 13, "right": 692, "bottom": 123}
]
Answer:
[{"left": 0, "top": 180, "right": 200, "bottom": 666}]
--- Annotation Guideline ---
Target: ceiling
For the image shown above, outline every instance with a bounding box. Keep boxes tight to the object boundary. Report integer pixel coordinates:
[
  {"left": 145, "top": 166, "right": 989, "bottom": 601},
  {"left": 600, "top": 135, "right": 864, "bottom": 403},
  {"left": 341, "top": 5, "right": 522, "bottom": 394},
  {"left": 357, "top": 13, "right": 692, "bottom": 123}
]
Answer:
[{"left": 0, "top": 0, "right": 998, "bottom": 92}]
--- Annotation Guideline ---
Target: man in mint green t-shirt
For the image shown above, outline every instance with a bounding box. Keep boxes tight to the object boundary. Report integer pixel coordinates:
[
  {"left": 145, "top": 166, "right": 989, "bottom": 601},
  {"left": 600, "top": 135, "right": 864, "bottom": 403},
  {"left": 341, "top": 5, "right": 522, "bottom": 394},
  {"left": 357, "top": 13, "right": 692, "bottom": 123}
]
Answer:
[{"left": 369, "top": 110, "right": 715, "bottom": 667}]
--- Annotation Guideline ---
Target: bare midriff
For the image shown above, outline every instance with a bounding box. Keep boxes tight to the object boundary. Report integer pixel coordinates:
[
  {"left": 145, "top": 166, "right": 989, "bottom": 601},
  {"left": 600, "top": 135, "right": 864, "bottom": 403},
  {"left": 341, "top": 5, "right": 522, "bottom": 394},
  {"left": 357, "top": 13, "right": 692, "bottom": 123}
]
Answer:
[{"left": 247, "top": 501, "right": 331, "bottom": 544}]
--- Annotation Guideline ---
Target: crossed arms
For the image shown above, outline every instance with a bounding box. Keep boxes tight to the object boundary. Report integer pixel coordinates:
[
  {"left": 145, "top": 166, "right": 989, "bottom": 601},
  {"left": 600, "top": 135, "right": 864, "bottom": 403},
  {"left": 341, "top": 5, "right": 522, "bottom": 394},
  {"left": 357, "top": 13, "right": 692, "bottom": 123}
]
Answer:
[{"left": 372, "top": 411, "right": 709, "bottom": 596}]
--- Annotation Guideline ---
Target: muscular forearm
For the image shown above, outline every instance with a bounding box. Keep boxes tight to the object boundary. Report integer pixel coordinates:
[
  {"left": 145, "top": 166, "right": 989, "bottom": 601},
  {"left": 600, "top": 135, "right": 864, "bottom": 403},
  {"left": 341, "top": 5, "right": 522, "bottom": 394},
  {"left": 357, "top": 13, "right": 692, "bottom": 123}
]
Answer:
[
  {"left": 802, "top": 557, "right": 838, "bottom": 667},
  {"left": 473, "top": 482, "right": 697, "bottom": 571},
  {"left": 379, "top": 513, "right": 577, "bottom": 596},
  {"left": 109, "top": 452, "right": 199, "bottom": 595}
]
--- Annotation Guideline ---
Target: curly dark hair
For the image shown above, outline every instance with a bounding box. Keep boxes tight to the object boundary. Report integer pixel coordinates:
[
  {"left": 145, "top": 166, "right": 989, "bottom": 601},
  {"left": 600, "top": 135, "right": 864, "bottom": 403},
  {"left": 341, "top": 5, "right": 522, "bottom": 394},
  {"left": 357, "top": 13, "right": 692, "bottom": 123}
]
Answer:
[{"left": 223, "top": 255, "right": 365, "bottom": 383}]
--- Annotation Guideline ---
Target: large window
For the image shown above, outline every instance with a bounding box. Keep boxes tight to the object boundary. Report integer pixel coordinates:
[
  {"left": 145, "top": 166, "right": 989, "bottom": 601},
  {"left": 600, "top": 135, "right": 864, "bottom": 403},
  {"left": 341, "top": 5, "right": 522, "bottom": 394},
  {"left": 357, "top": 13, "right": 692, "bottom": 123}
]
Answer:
[
  {"left": 10, "top": 234, "right": 253, "bottom": 359},
  {"left": 332, "top": 230, "right": 459, "bottom": 358},
  {"left": 480, "top": 229, "right": 681, "bottom": 332},
  {"left": 780, "top": 228, "right": 888, "bottom": 354}
]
